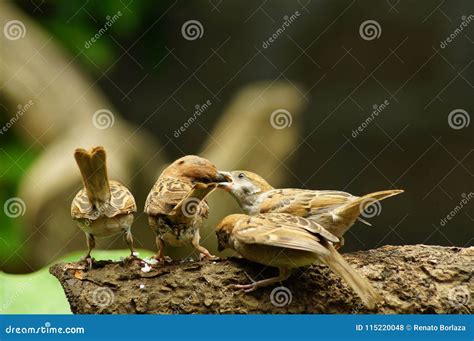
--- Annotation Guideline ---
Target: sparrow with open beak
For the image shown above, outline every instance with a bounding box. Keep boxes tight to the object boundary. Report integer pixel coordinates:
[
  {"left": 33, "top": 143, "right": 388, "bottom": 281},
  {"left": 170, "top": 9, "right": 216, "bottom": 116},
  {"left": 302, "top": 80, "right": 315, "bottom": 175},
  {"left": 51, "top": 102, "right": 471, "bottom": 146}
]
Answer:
[
  {"left": 216, "top": 213, "right": 381, "bottom": 309},
  {"left": 71, "top": 147, "right": 137, "bottom": 268},
  {"left": 218, "top": 171, "right": 403, "bottom": 248},
  {"left": 145, "top": 155, "right": 230, "bottom": 262}
]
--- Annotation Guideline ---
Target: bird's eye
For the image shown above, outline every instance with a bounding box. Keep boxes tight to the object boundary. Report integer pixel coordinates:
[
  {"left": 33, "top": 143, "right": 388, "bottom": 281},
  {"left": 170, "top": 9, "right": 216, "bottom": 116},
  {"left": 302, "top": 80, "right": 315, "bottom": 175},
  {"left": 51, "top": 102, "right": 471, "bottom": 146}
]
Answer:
[{"left": 238, "top": 173, "right": 245, "bottom": 179}]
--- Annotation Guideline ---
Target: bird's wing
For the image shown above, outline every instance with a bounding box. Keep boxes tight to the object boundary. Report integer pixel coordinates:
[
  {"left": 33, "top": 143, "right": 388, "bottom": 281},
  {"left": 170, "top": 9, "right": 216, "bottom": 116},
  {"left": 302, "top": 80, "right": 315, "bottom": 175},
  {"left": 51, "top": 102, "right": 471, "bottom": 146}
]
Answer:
[
  {"left": 168, "top": 182, "right": 216, "bottom": 222},
  {"left": 105, "top": 181, "right": 137, "bottom": 216},
  {"left": 71, "top": 188, "right": 96, "bottom": 219},
  {"left": 259, "top": 189, "right": 356, "bottom": 216},
  {"left": 144, "top": 177, "right": 192, "bottom": 216},
  {"left": 233, "top": 213, "right": 331, "bottom": 256}
]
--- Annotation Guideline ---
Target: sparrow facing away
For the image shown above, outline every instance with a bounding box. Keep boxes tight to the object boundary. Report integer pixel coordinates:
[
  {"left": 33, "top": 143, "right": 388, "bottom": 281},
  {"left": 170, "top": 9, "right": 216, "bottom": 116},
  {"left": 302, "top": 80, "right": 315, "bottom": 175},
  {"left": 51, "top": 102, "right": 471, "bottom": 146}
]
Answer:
[
  {"left": 218, "top": 171, "right": 403, "bottom": 248},
  {"left": 216, "top": 213, "right": 381, "bottom": 309},
  {"left": 71, "top": 147, "right": 137, "bottom": 267},
  {"left": 145, "top": 155, "right": 230, "bottom": 262}
]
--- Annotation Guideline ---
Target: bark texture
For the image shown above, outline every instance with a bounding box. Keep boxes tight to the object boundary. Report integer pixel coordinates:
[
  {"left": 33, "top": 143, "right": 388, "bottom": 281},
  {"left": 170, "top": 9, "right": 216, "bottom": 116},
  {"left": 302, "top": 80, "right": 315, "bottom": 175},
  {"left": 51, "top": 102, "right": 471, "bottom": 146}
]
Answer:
[{"left": 49, "top": 244, "right": 473, "bottom": 314}]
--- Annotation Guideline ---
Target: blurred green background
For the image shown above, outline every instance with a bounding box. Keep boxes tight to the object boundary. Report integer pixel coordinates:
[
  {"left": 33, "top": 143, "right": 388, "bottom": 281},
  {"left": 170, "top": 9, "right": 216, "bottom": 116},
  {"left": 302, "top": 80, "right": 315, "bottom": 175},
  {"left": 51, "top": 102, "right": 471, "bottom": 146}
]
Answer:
[{"left": 0, "top": 0, "right": 472, "bottom": 313}]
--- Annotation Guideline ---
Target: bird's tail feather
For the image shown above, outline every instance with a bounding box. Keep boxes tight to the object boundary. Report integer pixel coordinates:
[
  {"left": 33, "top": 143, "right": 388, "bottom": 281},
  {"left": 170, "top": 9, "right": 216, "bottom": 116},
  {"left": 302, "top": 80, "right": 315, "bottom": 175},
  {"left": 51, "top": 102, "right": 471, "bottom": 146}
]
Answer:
[
  {"left": 322, "top": 244, "right": 381, "bottom": 309},
  {"left": 336, "top": 189, "right": 404, "bottom": 222},
  {"left": 74, "top": 147, "right": 110, "bottom": 205}
]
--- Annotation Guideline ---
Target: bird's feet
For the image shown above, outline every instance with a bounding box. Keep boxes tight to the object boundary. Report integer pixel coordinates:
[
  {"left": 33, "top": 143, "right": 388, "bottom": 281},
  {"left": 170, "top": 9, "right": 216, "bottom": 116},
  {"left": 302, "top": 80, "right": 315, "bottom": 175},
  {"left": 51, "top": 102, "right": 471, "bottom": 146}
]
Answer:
[
  {"left": 199, "top": 251, "right": 218, "bottom": 261},
  {"left": 152, "top": 254, "right": 172, "bottom": 265},
  {"left": 78, "top": 255, "right": 94, "bottom": 270},
  {"left": 232, "top": 271, "right": 258, "bottom": 292}
]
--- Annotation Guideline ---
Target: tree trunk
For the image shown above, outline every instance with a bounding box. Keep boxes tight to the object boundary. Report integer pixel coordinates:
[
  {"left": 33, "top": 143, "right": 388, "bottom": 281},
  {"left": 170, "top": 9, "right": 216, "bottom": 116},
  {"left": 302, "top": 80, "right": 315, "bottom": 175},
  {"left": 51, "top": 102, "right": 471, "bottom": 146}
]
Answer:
[{"left": 49, "top": 244, "right": 472, "bottom": 314}]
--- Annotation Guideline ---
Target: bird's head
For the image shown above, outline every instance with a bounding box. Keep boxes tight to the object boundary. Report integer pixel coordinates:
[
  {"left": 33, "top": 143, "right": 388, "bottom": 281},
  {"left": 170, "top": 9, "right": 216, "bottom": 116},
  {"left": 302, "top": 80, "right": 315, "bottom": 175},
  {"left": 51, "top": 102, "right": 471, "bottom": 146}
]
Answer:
[
  {"left": 162, "top": 155, "right": 231, "bottom": 184},
  {"left": 217, "top": 170, "right": 273, "bottom": 207},
  {"left": 215, "top": 214, "right": 245, "bottom": 251}
]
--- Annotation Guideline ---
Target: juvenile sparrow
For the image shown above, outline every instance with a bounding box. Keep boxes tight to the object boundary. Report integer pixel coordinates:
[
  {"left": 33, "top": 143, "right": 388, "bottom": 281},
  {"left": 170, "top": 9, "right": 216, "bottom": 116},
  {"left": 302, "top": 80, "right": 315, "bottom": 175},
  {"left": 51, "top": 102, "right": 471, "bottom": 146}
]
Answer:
[
  {"left": 71, "top": 147, "right": 137, "bottom": 267},
  {"left": 218, "top": 171, "right": 403, "bottom": 247},
  {"left": 145, "top": 155, "right": 230, "bottom": 262},
  {"left": 216, "top": 213, "right": 381, "bottom": 309}
]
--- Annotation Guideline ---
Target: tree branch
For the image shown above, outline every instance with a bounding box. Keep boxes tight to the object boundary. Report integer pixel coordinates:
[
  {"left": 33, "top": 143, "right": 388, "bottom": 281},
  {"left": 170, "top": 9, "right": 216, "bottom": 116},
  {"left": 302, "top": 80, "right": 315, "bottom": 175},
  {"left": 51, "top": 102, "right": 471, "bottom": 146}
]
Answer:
[{"left": 49, "top": 245, "right": 472, "bottom": 314}]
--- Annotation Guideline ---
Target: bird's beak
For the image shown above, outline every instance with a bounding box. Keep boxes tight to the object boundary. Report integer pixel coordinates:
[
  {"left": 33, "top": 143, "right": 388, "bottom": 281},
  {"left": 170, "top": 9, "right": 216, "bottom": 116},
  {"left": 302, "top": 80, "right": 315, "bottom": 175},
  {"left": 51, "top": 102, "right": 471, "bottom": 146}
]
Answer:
[
  {"left": 216, "top": 171, "right": 232, "bottom": 191},
  {"left": 215, "top": 171, "right": 232, "bottom": 183}
]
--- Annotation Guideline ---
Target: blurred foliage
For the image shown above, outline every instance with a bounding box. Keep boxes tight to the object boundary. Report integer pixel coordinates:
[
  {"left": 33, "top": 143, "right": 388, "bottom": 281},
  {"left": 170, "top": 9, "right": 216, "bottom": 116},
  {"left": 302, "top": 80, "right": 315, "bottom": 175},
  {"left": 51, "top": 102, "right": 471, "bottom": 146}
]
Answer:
[
  {"left": 0, "top": 127, "right": 38, "bottom": 266},
  {"left": 17, "top": 0, "right": 162, "bottom": 71},
  {"left": 0, "top": 249, "right": 153, "bottom": 314}
]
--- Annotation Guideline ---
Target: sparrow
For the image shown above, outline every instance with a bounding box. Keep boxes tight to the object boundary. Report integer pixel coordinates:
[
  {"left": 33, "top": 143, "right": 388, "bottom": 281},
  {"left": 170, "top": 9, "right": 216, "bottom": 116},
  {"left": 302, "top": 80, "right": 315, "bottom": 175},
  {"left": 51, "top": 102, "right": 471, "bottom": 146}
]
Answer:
[
  {"left": 71, "top": 147, "right": 137, "bottom": 267},
  {"left": 144, "top": 155, "right": 230, "bottom": 262},
  {"left": 218, "top": 171, "right": 403, "bottom": 248},
  {"left": 216, "top": 213, "right": 381, "bottom": 309}
]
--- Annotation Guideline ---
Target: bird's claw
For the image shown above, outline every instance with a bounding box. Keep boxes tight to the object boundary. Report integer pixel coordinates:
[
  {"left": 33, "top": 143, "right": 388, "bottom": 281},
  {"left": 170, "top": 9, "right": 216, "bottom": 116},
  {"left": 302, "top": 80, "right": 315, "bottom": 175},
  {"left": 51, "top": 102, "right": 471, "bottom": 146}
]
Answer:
[
  {"left": 232, "top": 271, "right": 258, "bottom": 292},
  {"left": 79, "top": 256, "right": 94, "bottom": 270},
  {"left": 199, "top": 252, "right": 218, "bottom": 261},
  {"left": 232, "top": 283, "right": 257, "bottom": 293}
]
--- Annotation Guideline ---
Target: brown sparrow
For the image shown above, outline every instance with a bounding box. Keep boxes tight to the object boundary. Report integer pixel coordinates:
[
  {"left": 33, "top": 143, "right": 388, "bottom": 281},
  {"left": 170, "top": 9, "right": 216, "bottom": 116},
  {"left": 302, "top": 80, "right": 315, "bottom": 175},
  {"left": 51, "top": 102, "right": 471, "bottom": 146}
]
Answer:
[
  {"left": 218, "top": 171, "right": 403, "bottom": 248},
  {"left": 144, "top": 155, "right": 230, "bottom": 262},
  {"left": 216, "top": 213, "right": 381, "bottom": 309},
  {"left": 71, "top": 147, "right": 137, "bottom": 267}
]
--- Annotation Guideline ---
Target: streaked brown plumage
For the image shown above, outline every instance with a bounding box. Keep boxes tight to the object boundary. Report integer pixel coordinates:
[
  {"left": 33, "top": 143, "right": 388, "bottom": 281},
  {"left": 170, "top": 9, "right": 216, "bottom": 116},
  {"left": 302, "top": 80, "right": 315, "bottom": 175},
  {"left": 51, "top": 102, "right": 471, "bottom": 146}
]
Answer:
[
  {"left": 145, "top": 155, "right": 230, "bottom": 262},
  {"left": 71, "top": 147, "right": 136, "bottom": 266},
  {"left": 216, "top": 213, "right": 381, "bottom": 309},
  {"left": 218, "top": 170, "right": 403, "bottom": 248}
]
